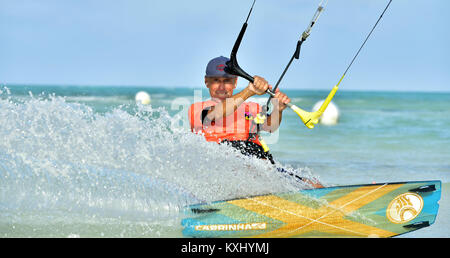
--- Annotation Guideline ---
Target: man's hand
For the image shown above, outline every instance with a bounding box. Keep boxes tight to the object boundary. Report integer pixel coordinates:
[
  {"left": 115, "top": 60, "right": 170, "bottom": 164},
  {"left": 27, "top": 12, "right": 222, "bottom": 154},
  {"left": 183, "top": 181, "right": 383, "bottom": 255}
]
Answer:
[
  {"left": 248, "top": 76, "right": 270, "bottom": 95},
  {"left": 271, "top": 88, "right": 291, "bottom": 112}
]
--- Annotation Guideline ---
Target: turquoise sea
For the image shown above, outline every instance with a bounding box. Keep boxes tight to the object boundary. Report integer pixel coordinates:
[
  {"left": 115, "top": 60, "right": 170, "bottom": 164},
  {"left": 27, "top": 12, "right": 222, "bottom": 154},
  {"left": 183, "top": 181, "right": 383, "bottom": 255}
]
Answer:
[{"left": 0, "top": 84, "right": 449, "bottom": 237}]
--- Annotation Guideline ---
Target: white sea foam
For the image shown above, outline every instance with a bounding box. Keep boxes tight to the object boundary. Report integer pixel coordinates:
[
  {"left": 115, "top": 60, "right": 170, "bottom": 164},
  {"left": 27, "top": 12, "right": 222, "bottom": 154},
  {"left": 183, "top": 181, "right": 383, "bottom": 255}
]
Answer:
[{"left": 0, "top": 90, "right": 314, "bottom": 237}]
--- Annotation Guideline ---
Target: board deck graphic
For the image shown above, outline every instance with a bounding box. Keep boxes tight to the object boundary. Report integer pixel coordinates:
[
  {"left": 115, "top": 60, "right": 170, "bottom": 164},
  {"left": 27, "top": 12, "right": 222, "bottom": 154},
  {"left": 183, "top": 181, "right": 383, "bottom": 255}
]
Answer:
[{"left": 181, "top": 181, "right": 441, "bottom": 238}]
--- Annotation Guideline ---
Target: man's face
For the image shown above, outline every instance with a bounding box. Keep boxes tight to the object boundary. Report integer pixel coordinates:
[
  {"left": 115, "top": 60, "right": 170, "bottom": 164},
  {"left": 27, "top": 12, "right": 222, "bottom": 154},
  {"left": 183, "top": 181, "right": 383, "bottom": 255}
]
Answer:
[{"left": 205, "top": 76, "right": 237, "bottom": 101}]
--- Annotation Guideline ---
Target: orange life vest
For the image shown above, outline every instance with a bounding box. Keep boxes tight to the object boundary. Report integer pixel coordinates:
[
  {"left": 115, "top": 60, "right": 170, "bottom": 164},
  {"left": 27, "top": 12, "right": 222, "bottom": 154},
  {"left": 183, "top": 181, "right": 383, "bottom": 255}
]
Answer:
[{"left": 188, "top": 100, "right": 262, "bottom": 145}]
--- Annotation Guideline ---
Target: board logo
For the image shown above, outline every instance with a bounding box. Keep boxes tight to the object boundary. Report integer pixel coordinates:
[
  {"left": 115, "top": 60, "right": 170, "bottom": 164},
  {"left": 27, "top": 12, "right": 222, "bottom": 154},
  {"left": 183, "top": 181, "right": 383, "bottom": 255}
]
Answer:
[
  {"left": 195, "top": 223, "right": 267, "bottom": 231},
  {"left": 386, "top": 193, "right": 424, "bottom": 224}
]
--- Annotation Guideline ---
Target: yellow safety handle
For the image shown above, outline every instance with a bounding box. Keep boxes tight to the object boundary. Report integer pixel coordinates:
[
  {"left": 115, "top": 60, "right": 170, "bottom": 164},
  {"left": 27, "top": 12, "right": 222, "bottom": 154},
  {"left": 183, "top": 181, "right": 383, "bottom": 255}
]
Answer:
[{"left": 288, "top": 85, "right": 339, "bottom": 129}]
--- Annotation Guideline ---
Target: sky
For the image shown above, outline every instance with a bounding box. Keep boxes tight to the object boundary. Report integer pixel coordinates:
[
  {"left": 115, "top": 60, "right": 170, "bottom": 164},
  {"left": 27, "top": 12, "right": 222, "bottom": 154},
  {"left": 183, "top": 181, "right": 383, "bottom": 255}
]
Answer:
[{"left": 0, "top": 0, "right": 449, "bottom": 92}]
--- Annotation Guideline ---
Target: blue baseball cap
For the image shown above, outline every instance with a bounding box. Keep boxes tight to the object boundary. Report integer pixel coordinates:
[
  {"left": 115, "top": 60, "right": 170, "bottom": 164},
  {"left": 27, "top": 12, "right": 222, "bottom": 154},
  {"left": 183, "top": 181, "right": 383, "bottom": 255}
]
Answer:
[{"left": 205, "top": 56, "right": 237, "bottom": 78}]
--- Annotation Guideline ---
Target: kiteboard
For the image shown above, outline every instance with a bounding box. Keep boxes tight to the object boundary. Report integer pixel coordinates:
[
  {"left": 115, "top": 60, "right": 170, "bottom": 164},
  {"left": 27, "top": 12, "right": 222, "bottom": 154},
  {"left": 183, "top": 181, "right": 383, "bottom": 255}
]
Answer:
[{"left": 181, "top": 180, "right": 441, "bottom": 238}]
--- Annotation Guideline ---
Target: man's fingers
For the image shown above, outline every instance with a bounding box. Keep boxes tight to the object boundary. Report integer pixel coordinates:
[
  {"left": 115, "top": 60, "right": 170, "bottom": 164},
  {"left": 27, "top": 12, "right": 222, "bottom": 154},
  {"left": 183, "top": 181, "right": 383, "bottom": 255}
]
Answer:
[
  {"left": 275, "top": 93, "right": 287, "bottom": 103},
  {"left": 274, "top": 91, "right": 280, "bottom": 98}
]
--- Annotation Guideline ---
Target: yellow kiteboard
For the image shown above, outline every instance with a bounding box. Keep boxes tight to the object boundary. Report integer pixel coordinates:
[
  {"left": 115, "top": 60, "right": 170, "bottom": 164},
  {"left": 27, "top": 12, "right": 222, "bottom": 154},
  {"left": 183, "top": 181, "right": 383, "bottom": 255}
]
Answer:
[{"left": 181, "top": 180, "right": 441, "bottom": 238}]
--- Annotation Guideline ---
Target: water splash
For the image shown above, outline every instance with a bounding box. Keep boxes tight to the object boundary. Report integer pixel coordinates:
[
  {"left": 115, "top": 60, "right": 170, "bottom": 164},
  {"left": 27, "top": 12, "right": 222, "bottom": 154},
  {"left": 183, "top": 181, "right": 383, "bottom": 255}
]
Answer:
[{"left": 0, "top": 89, "right": 314, "bottom": 237}]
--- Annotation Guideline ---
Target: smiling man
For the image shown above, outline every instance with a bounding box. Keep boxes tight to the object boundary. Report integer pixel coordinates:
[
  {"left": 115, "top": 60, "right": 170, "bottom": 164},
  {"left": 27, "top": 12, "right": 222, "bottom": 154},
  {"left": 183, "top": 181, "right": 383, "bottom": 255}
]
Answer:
[
  {"left": 188, "top": 56, "right": 324, "bottom": 188},
  {"left": 188, "top": 56, "right": 290, "bottom": 162}
]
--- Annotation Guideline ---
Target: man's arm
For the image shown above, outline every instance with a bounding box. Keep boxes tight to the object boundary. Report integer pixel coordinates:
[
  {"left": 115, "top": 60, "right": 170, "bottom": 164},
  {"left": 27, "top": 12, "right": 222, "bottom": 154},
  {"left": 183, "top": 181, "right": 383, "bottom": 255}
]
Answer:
[
  {"left": 204, "top": 87, "right": 253, "bottom": 123},
  {"left": 205, "top": 76, "right": 269, "bottom": 122},
  {"left": 261, "top": 89, "right": 290, "bottom": 132},
  {"left": 261, "top": 108, "right": 283, "bottom": 133}
]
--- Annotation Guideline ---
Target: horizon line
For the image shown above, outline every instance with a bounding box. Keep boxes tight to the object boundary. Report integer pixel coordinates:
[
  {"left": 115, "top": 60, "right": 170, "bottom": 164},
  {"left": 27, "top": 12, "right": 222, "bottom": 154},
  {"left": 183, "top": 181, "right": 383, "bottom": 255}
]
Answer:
[{"left": 2, "top": 82, "right": 450, "bottom": 94}]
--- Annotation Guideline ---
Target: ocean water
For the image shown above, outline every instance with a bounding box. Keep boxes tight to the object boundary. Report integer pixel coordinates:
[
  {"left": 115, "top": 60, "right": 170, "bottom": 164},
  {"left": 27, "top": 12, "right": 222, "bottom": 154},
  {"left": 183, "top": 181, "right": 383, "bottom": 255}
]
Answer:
[{"left": 0, "top": 84, "right": 449, "bottom": 238}]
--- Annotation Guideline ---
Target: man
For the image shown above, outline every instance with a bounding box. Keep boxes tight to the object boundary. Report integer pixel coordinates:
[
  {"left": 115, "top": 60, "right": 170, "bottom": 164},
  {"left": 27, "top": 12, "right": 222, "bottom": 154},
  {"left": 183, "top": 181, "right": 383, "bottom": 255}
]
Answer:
[
  {"left": 188, "top": 56, "right": 323, "bottom": 187},
  {"left": 188, "top": 56, "right": 289, "bottom": 162}
]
